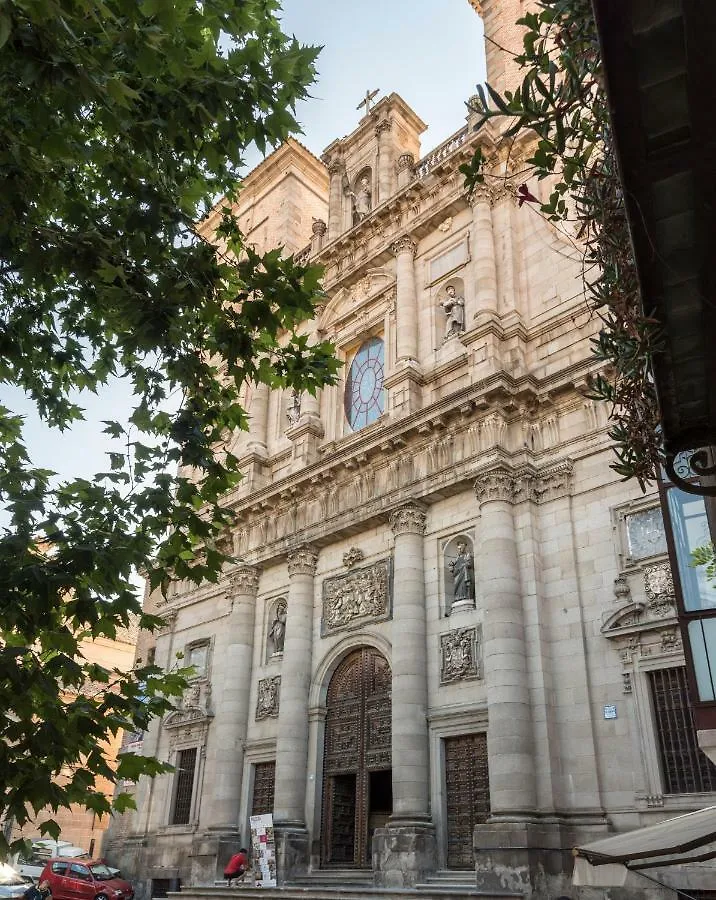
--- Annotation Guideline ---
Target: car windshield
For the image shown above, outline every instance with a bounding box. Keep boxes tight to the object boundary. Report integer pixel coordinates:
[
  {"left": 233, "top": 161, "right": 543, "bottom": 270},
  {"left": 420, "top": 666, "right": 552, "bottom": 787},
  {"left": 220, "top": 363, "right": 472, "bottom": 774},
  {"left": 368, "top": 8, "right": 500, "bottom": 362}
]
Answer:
[
  {"left": 89, "top": 866, "right": 114, "bottom": 881},
  {"left": 0, "top": 864, "right": 25, "bottom": 886}
]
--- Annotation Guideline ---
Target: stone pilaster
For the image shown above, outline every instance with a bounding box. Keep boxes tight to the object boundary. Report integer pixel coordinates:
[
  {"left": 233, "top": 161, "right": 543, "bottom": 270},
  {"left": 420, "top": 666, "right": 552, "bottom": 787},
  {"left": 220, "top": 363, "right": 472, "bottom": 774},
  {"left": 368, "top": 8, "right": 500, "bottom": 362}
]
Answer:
[
  {"left": 206, "top": 565, "right": 261, "bottom": 830},
  {"left": 247, "top": 382, "right": 269, "bottom": 455},
  {"left": 325, "top": 157, "right": 344, "bottom": 241},
  {"left": 374, "top": 502, "right": 435, "bottom": 887},
  {"left": 385, "top": 237, "right": 422, "bottom": 417},
  {"left": 273, "top": 545, "right": 319, "bottom": 881},
  {"left": 473, "top": 466, "right": 542, "bottom": 894},
  {"left": 376, "top": 118, "right": 394, "bottom": 203},
  {"left": 470, "top": 187, "right": 498, "bottom": 319}
]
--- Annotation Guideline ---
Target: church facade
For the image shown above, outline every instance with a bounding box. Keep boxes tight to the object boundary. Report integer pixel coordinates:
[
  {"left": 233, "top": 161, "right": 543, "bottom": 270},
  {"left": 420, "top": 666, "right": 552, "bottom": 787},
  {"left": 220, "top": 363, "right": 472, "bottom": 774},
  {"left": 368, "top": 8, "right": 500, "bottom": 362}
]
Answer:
[{"left": 105, "top": 4, "right": 716, "bottom": 898}]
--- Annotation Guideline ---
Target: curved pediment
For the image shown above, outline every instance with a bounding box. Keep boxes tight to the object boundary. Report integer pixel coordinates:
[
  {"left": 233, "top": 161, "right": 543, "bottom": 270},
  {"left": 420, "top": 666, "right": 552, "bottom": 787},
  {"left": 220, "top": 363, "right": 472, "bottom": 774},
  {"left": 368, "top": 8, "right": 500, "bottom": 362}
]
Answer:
[
  {"left": 318, "top": 269, "right": 394, "bottom": 332},
  {"left": 164, "top": 705, "right": 212, "bottom": 729},
  {"left": 601, "top": 600, "right": 677, "bottom": 638}
]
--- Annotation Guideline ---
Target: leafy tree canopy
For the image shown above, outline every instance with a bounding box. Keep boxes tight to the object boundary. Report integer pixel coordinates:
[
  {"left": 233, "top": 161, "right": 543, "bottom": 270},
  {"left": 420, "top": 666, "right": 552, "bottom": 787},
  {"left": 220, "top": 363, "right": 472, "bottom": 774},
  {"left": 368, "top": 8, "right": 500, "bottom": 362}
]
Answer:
[{"left": 0, "top": 0, "right": 338, "bottom": 856}]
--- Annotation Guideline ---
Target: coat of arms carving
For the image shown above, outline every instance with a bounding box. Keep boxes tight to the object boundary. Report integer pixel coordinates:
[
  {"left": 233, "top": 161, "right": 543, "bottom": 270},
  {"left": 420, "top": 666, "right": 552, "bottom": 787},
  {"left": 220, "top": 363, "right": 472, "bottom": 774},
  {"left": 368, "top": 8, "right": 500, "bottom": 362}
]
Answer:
[
  {"left": 440, "top": 627, "right": 481, "bottom": 684},
  {"left": 322, "top": 559, "right": 391, "bottom": 635}
]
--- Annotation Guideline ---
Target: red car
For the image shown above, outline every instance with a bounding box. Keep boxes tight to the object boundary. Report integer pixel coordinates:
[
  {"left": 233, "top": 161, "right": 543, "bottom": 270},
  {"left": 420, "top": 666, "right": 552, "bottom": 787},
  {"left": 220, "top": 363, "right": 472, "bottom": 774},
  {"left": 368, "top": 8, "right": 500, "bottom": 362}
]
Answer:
[{"left": 39, "top": 860, "right": 133, "bottom": 900}]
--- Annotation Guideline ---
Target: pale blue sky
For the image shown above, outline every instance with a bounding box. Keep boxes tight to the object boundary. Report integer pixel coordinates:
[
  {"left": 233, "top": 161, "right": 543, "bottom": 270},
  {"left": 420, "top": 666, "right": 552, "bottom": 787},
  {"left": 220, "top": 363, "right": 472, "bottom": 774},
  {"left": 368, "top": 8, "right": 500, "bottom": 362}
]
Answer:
[{"left": 2, "top": 0, "right": 485, "bottom": 487}]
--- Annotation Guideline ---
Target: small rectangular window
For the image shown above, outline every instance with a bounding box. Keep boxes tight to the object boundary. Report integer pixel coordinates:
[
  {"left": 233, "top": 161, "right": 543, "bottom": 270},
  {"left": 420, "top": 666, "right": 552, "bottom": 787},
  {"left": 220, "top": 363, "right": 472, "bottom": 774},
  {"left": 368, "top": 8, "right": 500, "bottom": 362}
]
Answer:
[
  {"left": 649, "top": 667, "right": 716, "bottom": 793},
  {"left": 171, "top": 747, "right": 198, "bottom": 825},
  {"left": 51, "top": 863, "right": 68, "bottom": 875},
  {"left": 186, "top": 643, "right": 208, "bottom": 678}
]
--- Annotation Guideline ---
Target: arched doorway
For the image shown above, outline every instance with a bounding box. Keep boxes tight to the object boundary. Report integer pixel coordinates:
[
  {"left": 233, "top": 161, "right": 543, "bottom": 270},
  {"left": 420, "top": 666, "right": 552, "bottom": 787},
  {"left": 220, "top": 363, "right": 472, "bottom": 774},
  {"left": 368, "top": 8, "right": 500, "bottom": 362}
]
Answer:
[{"left": 321, "top": 647, "right": 392, "bottom": 868}]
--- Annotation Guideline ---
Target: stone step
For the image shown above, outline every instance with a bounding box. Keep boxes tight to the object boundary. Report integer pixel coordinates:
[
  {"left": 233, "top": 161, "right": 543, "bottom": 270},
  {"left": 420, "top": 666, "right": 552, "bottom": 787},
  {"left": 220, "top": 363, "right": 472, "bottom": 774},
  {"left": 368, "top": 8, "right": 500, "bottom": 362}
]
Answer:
[{"left": 175, "top": 885, "right": 521, "bottom": 900}]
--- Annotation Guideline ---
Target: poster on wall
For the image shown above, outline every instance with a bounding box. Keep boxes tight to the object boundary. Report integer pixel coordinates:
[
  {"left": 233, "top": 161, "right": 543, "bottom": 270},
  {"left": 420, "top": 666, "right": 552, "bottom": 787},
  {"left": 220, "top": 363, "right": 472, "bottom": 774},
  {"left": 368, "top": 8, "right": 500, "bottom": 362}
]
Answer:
[{"left": 249, "top": 813, "right": 277, "bottom": 887}]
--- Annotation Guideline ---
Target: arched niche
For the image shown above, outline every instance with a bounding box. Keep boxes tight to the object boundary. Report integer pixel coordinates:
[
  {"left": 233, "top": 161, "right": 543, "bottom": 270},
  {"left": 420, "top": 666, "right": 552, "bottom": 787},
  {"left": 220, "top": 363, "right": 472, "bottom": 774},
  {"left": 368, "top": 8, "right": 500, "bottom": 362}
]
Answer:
[
  {"left": 434, "top": 275, "right": 466, "bottom": 348},
  {"left": 441, "top": 531, "right": 476, "bottom": 616},
  {"left": 265, "top": 595, "right": 287, "bottom": 662}
]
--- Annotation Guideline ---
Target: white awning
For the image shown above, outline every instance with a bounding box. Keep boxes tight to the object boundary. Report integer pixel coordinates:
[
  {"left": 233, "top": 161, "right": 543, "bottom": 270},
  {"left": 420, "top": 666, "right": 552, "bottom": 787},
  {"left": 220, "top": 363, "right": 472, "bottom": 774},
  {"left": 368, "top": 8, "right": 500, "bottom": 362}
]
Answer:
[{"left": 572, "top": 806, "right": 716, "bottom": 887}]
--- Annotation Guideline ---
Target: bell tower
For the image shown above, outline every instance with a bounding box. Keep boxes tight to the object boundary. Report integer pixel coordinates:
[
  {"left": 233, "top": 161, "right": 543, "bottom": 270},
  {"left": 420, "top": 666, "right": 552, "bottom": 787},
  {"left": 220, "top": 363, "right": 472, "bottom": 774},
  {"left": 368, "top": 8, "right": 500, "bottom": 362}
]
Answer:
[
  {"left": 468, "top": 0, "right": 532, "bottom": 96},
  {"left": 321, "top": 92, "right": 426, "bottom": 241}
]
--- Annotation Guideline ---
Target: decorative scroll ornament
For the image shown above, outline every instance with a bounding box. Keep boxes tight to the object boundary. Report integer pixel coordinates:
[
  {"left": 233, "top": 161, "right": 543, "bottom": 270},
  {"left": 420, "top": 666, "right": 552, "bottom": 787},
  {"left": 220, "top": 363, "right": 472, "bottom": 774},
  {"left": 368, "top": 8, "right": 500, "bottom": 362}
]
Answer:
[
  {"left": 322, "top": 559, "right": 390, "bottom": 634},
  {"left": 390, "top": 235, "right": 417, "bottom": 257},
  {"left": 440, "top": 627, "right": 481, "bottom": 684},
  {"left": 643, "top": 562, "right": 676, "bottom": 617},
  {"left": 256, "top": 676, "right": 281, "bottom": 720},
  {"left": 664, "top": 447, "right": 716, "bottom": 497},
  {"left": 342, "top": 547, "right": 365, "bottom": 569},
  {"left": 389, "top": 502, "right": 427, "bottom": 536},
  {"left": 229, "top": 564, "right": 260, "bottom": 596},
  {"left": 287, "top": 545, "right": 319, "bottom": 577}
]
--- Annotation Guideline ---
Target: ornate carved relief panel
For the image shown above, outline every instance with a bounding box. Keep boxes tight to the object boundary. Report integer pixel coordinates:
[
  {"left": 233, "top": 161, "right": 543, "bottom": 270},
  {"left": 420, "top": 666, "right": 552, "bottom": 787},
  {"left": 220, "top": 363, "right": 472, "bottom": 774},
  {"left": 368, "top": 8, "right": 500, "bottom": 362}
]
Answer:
[
  {"left": 440, "top": 627, "right": 482, "bottom": 684},
  {"left": 256, "top": 676, "right": 281, "bottom": 720},
  {"left": 321, "top": 559, "right": 391, "bottom": 636}
]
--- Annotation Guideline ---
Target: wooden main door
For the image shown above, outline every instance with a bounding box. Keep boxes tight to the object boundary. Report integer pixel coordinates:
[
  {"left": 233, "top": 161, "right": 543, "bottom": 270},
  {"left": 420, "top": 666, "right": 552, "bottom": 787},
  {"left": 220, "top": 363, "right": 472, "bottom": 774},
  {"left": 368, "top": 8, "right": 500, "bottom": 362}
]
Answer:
[
  {"left": 321, "top": 647, "right": 392, "bottom": 867},
  {"left": 444, "top": 733, "right": 490, "bottom": 869}
]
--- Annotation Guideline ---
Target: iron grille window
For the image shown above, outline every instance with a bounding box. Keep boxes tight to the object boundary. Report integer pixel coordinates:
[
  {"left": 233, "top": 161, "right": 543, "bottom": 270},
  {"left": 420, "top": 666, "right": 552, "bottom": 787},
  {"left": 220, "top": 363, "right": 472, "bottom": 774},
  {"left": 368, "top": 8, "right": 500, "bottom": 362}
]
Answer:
[
  {"left": 649, "top": 667, "right": 716, "bottom": 793},
  {"left": 171, "top": 747, "right": 197, "bottom": 824},
  {"left": 251, "top": 761, "right": 275, "bottom": 816}
]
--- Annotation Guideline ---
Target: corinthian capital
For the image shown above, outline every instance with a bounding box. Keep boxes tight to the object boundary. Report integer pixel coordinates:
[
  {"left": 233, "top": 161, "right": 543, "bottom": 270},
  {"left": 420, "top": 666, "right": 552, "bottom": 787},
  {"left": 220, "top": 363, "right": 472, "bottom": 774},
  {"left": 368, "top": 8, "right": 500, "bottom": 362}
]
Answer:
[
  {"left": 324, "top": 155, "right": 344, "bottom": 177},
  {"left": 390, "top": 235, "right": 417, "bottom": 257},
  {"left": 229, "top": 563, "right": 261, "bottom": 596},
  {"left": 474, "top": 467, "right": 517, "bottom": 505},
  {"left": 287, "top": 545, "right": 319, "bottom": 577},
  {"left": 389, "top": 501, "right": 428, "bottom": 536},
  {"left": 375, "top": 118, "right": 392, "bottom": 137}
]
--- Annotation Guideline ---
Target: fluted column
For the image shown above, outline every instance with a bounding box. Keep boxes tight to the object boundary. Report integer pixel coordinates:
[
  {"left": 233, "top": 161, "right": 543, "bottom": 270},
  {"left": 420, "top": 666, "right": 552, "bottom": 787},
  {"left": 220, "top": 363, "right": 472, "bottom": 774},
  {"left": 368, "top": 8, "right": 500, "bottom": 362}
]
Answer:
[
  {"left": 388, "top": 502, "right": 430, "bottom": 820},
  {"left": 208, "top": 564, "right": 261, "bottom": 828},
  {"left": 273, "top": 545, "right": 319, "bottom": 825},
  {"left": 376, "top": 119, "right": 394, "bottom": 203},
  {"left": 470, "top": 187, "right": 498, "bottom": 317},
  {"left": 247, "top": 381, "right": 269, "bottom": 455},
  {"left": 474, "top": 467, "right": 536, "bottom": 817},
  {"left": 391, "top": 236, "right": 419, "bottom": 366},
  {"left": 326, "top": 158, "right": 344, "bottom": 241}
]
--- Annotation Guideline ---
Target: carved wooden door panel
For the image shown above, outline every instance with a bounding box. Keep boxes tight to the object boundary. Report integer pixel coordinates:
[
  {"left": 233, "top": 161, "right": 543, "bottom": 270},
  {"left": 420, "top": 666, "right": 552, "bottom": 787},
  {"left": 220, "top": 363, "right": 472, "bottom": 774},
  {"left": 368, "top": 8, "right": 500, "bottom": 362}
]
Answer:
[
  {"left": 444, "top": 733, "right": 490, "bottom": 870},
  {"left": 251, "top": 761, "right": 275, "bottom": 816},
  {"left": 322, "top": 647, "right": 391, "bottom": 868}
]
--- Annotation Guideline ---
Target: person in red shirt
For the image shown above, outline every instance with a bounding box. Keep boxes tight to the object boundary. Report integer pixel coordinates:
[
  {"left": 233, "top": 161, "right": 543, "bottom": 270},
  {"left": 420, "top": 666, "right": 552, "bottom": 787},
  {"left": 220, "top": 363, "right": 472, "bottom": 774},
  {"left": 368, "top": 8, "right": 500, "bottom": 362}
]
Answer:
[{"left": 223, "top": 848, "right": 249, "bottom": 886}]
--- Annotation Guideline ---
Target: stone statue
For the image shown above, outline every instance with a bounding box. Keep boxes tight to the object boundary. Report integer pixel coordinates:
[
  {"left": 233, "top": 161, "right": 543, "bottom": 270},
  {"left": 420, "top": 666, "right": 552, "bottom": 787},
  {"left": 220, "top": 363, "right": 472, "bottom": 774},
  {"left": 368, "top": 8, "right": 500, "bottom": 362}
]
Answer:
[
  {"left": 347, "top": 175, "right": 372, "bottom": 224},
  {"left": 286, "top": 389, "right": 301, "bottom": 427},
  {"left": 439, "top": 285, "right": 465, "bottom": 340},
  {"left": 269, "top": 602, "right": 287, "bottom": 655},
  {"left": 448, "top": 539, "right": 474, "bottom": 602}
]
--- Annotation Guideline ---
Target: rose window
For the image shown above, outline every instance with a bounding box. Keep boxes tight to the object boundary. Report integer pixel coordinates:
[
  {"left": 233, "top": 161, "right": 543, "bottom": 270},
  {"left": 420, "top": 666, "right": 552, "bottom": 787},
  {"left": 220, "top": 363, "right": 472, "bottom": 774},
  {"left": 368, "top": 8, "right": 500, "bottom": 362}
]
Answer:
[{"left": 344, "top": 337, "right": 385, "bottom": 431}]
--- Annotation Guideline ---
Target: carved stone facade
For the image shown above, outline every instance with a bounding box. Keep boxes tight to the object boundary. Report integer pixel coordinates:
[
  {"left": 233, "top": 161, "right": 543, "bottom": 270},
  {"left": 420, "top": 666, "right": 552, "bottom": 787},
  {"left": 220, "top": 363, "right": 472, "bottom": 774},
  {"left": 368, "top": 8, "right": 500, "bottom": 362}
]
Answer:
[
  {"left": 105, "top": 37, "right": 708, "bottom": 900},
  {"left": 256, "top": 676, "right": 281, "bottom": 720},
  {"left": 321, "top": 559, "right": 391, "bottom": 635}
]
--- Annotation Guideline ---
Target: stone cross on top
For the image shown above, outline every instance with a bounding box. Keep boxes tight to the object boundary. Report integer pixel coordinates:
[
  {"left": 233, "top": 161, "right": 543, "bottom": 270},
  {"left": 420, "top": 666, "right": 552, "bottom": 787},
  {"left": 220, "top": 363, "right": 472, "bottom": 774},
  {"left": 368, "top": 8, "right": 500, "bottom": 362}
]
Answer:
[{"left": 357, "top": 88, "right": 380, "bottom": 116}]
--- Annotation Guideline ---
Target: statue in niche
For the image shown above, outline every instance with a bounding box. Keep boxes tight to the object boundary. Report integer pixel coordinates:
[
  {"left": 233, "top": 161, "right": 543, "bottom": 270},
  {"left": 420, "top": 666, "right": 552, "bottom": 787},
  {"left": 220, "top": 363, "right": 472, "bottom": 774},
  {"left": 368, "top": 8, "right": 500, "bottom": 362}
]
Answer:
[
  {"left": 448, "top": 539, "right": 474, "bottom": 603},
  {"left": 347, "top": 175, "right": 372, "bottom": 224},
  {"left": 439, "top": 284, "right": 465, "bottom": 340},
  {"left": 268, "top": 601, "right": 287, "bottom": 655},
  {"left": 286, "top": 389, "right": 301, "bottom": 427}
]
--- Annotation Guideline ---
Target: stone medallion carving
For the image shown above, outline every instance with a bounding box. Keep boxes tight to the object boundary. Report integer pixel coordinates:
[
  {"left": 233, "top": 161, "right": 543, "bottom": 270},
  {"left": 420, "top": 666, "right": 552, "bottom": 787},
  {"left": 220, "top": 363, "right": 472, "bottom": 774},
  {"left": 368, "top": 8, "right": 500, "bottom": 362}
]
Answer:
[
  {"left": 343, "top": 546, "right": 365, "bottom": 568},
  {"left": 440, "top": 627, "right": 481, "bottom": 684},
  {"left": 643, "top": 562, "right": 675, "bottom": 617},
  {"left": 256, "top": 676, "right": 281, "bottom": 720},
  {"left": 322, "top": 559, "right": 391, "bottom": 635}
]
